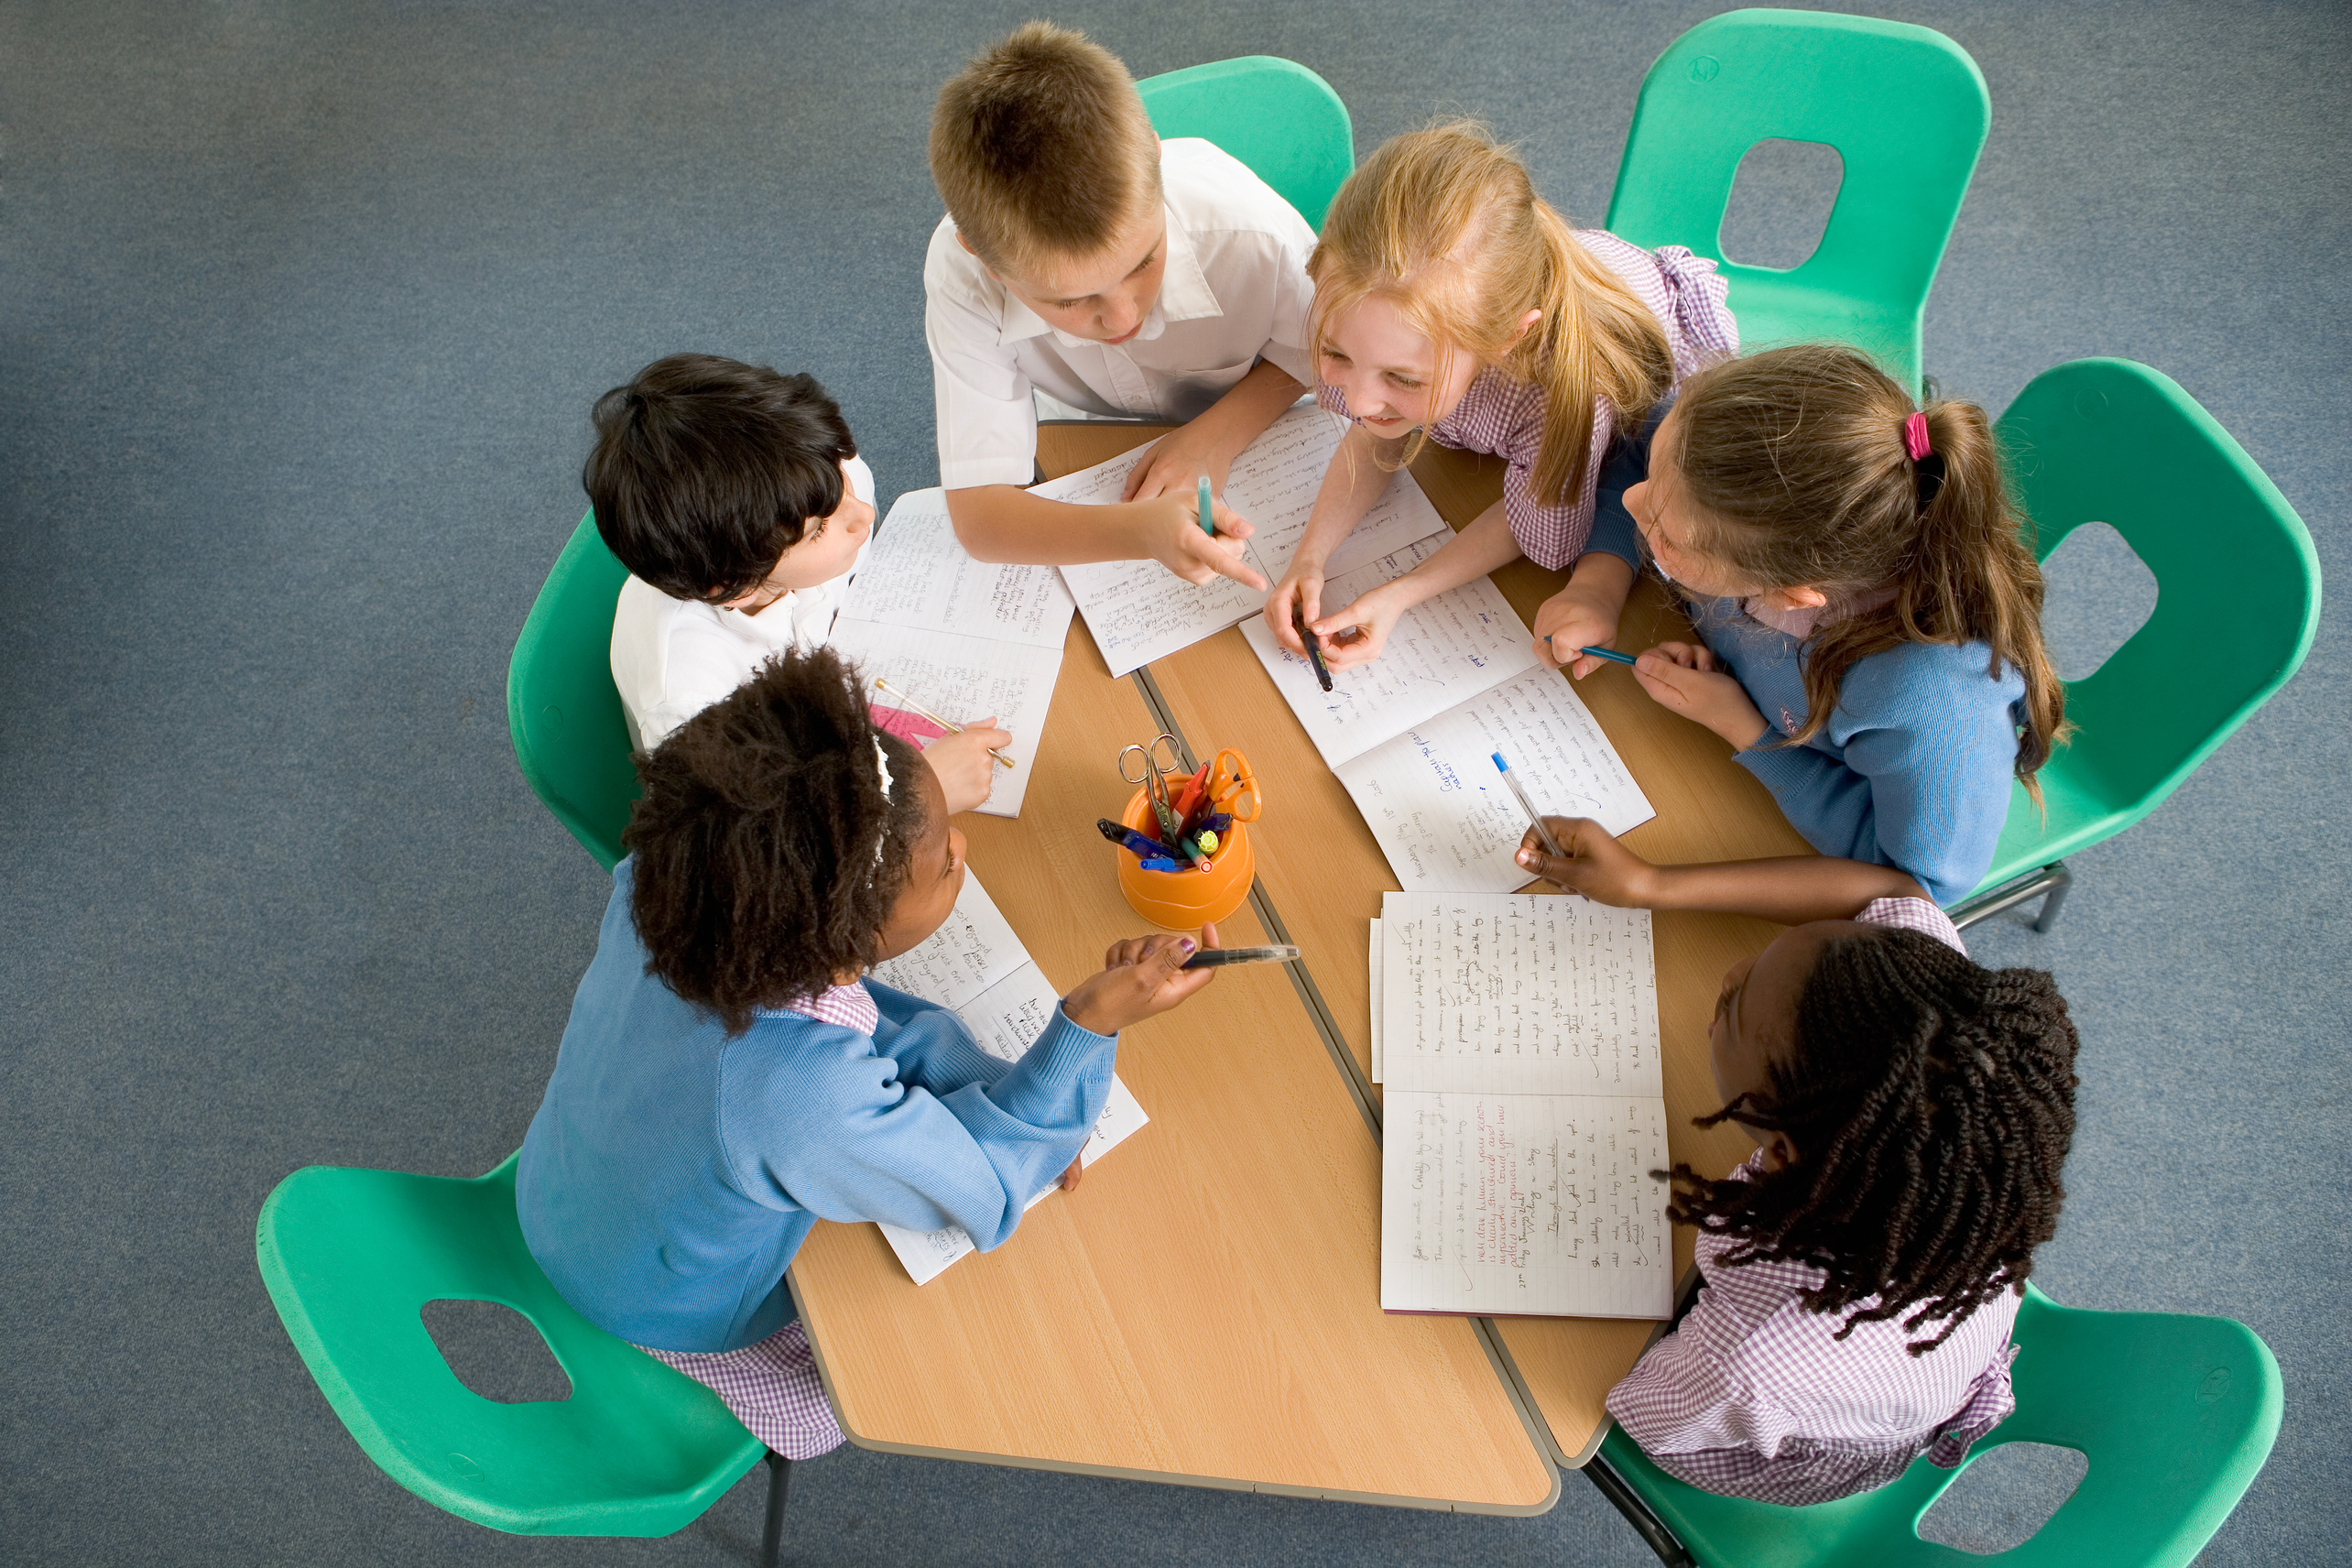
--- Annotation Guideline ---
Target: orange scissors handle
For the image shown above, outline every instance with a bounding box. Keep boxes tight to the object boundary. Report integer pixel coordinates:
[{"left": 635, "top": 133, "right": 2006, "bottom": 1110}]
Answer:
[{"left": 1207, "top": 748, "right": 1263, "bottom": 822}]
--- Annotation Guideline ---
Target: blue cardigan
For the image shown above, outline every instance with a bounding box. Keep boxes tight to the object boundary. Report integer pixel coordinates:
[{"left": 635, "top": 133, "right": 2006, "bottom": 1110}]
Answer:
[
  {"left": 517, "top": 860, "right": 1118, "bottom": 1353},
  {"left": 1691, "top": 602, "right": 2026, "bottom": 906}
]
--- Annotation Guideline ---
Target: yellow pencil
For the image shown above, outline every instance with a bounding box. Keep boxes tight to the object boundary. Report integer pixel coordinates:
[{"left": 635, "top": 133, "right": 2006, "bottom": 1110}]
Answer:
[{"left": 875, "top": 678, "right": 1015, "bottom": 768}]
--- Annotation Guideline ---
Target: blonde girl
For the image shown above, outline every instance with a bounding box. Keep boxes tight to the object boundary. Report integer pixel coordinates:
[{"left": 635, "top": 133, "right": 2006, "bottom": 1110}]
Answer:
[
  {"left": 1265, "top": 121, "right": 1737, "bottom": 672},
  {"left": 1523, "top": 343, "right": 2068, "bottom": 907}
]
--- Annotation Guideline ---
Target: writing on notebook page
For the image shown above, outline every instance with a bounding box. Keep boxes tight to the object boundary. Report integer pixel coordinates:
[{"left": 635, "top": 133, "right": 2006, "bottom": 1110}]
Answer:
[{"left": 840, "top": 488, "right": 1074, "bottom": 649}]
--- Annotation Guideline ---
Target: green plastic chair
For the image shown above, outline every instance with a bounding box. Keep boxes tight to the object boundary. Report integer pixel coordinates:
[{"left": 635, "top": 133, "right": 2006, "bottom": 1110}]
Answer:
[
  {"left": 1604, "top": 9, "right": 1989, "bottom": 394},
  {"left": 256, "top": 1155, "right": 795, "bottom": 1559},
  {"left": 1586, "top": 1282, "right": 2283, "bottom": 1567},
  {"left": 507, "top": 510, "right": 639, "bottom": 869},
  {"left": 1137, "top": 56, "right": 1354, "bottom": 231},
  {"left": 1952, "top": 359, "right": 2321, "bottom": 929}
]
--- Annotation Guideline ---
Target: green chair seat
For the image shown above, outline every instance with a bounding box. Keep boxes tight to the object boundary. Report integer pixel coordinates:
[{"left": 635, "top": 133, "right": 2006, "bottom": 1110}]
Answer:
[
  {"left": 1593, "top": 1283, "right": 2282, "bottom": 1567},
  {"left": 508, "top": 510, "right": 638, "bottom": 869},
  {"left": 256, "top": 1154, "right": 766, "bottom": 1537},
  {"left": 1604, "top": 8, "right": 1990, "bottom": 394},
  {"left": 1138, "top": 56, "right": 1354, "bottom": 232},
  {"left": 1964, "top": 359, "right": 2321, "bottom": 908}
]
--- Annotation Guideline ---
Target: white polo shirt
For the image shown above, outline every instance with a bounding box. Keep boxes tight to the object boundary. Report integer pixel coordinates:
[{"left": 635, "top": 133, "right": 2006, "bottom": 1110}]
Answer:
[
  {"left": 607, "top": 455, "right": 876, "bottom": 754},
  {"left": 923, "top": 137, "right": 1318, "bottom": 491}
]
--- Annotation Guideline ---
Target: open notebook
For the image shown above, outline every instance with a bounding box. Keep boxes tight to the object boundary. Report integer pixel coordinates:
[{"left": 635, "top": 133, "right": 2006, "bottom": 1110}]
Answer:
[
  {"left": 832, "top": 488, "right": 1077, "bottom": 817},
  {"left": 866, "top": 872, "right": 1148, "bottom": 1286},
  {"left": 1039, "top": 404, "right": 1447, "bottom": 678},
  {"left": 1376, "top": 893, "right": 1672, "bottom": 1320},
  {"left": 1242, "top": 535, "right": 1655, "bottom": 894}
]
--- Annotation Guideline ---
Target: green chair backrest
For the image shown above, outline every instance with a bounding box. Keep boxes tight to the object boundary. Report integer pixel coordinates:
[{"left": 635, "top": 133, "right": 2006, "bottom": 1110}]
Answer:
[
  {"left": 1598, "top": 1282, "right": 2282, "bottom": 1567},
  {"left": 507, "top": 511, "right": 639, "bottom": 870},
  {"left": 1604, "top": 8, "right": 1989, "bottom": 393},
  {"left": 1137, "top": 56, "right": 1354, "bottom": 231},
  {"left": 1969, "top": 359, "right": 2321, "bottom": 897},
  {"left": 256, "top": 1155, "right": 765, "bottom": 1536}
]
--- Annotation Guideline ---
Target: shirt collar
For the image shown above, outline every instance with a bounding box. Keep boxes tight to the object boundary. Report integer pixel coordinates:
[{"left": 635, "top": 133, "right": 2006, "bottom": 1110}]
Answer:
[{"left": 993, "top": 200, "right": 1223, "bottom": 351}]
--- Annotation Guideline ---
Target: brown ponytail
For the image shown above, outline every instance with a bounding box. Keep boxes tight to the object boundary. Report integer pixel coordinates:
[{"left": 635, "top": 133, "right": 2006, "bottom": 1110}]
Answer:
[
  {"left": 1668, "top": 344, "right": 2069, "bottom": 803},
  {"left": 1309, "top": 121, "right": 1675, "bottom": 506}
]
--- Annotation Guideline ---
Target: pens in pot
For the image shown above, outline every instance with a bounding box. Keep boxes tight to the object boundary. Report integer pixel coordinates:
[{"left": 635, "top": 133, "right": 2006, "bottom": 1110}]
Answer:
[
  {"left": 1095, "top": 818, "right": 1169, "bottom": 859},
  {"left": 1491, "top": 751, "right": 1564, "bottom": 858},
  {"left": 874, "top": 678, "right": 1015, "bottom": 768}
]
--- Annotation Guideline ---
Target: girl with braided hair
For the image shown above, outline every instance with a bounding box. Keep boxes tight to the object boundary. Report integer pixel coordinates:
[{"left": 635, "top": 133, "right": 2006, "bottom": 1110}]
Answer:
[
  {"left": 517, "top": 646, "right": 1219, "bottom": 1462},
  {"left": 1607, "top": 342, "right": 2066, "bottom": 906},
  {"left": 1516, "top": 820, "right": 2079, "bottom": 1506}
]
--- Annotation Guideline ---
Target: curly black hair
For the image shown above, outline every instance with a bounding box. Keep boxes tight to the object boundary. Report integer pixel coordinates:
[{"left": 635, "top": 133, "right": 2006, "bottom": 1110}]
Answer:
[
  {"left": 584, "top": 353, "right": 858, "bottom": 604},
  {"left": 622, "top": 647, "right": 927, "bottom": 1035},
  {"left": 1667, "top": 928, "right": 2079, "bottom": 1354}
]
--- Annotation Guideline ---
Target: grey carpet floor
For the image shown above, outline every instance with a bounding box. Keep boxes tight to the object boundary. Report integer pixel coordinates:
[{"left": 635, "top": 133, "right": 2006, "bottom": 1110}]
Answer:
[{"left": 1, "top": 3, "right": 2343, "bottom": 1565}]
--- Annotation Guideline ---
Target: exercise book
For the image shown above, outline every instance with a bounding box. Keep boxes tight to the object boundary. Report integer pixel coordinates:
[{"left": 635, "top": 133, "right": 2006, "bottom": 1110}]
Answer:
[
  {"left": 833, "top": 487, "right": 1077, "bottom": 817},
  {"left": 1241, "top": 544, "right": 1653, "bottom": 892},
  {"left": 1377, "top": 892, "right": 1672, "bottom": 1320},
  {"left": 1042, "top": 404, "right": 1447, "bottom": 677},
  {"left": 866, "top": 872, "right": 1149, "bottom": 1286}
]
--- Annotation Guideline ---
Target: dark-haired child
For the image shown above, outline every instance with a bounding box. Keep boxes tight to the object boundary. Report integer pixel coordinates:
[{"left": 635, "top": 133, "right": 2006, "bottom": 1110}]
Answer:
[
  {"left": 1515, "top": 820, "right": 2078, "bottom": 1504},
  {"left": 588, "top": 352, "right": 1009, "bottom": 811},
  {"left": 516, "top": 646, "right": 1215, "bottom": 1457},
  {"left": 1616, "top": 343, "right": 2066, "bottom": 905}
]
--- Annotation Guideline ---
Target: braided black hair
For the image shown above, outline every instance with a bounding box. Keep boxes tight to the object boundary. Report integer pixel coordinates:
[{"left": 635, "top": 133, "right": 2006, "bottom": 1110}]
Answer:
[
  {"left": 623, "top": 646, "right": 927, "bottom": 1035},
  {"left": 1668, "top": 928, "right": 2079, "bottom": 1354}
]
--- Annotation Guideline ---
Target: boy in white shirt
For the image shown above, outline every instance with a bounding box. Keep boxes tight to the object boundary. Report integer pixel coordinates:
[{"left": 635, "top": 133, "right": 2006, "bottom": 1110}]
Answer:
[
  {"left": 925, "top": 22, "right": 1317, "bottom": 591},
  {"left": 590, "top": 354, "right": 1008, "bottom": 812}
]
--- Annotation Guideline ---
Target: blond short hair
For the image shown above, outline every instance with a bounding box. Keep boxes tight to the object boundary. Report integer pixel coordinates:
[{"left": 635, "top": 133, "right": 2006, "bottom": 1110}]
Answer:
[{"left": 929, "top": 21, "right": 1163, "bottom": 279}]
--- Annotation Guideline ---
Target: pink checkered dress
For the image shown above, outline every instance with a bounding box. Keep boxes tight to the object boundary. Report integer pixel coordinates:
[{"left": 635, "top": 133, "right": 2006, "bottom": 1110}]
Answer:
[
  {"left": 1606, "top": 898, "right": 2021, "bottom": 1506},
  {"left": 1320, "top": 231, "right": 1737, "bottom": 571},
  {"left": 628, "top": 983, "right": 877, "bottom": 1460}
]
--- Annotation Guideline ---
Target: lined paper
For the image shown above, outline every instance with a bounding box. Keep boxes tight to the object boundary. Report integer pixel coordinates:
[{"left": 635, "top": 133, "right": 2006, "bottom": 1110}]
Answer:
[
  {"left": 846, "top": 487, "right": 1076, "bottom": 650},
  {"left": 829, "top": 622, "right": 1062, "bottom": 819}
]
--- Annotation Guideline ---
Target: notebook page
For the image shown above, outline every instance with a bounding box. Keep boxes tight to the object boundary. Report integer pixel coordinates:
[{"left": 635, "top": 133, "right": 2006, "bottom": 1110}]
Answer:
[
  {"left": 1046, "top": 405, "right": 1444, "bottom": 677},
  {"left": 1239, "top": 535, "right": 1541, "bottom": 768},
  {"left": 1378, "top": 893, "right": 1661, "bottom": 1097},
  {"left": 1380, "top": 1089, "right": 1671, "bottom": 1318},
  {"left": 844, "top": 487, "right": 1076, "bottom": 651},
  {"left": 1334, "top": 669, "right": 1656, "bottom": 892},
  {"left": 867, "top": 873, "right": 1029, "bottom": 1010},
  {"left": 829, "top": 620, "right": 1062, "bottom": 818},
  {"left": 1368, "top": 919, "right": 1384, "bottom": 1084}
]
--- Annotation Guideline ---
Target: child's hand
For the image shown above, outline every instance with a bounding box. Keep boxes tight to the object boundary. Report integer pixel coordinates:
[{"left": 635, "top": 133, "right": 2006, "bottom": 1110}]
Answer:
[
  {"left": 1061, "top": 1154, "right": 1085, "bottom": 1192},
  {"left": 1531, "top": 580, "right": 1626, "bottom": 678},
  {"left": 1264, "top": 562, "right": 1325, "bottom": 654},
  {"left": 920, "top": 719, "right": 1013, "bottom": 814},
  {"left": 1062, "top": 922, "right": 1220, "bottom": 1036},
  {"left": 1633, "top": 643, "right": 1770, "bottom": 749},
  {"left": 1515, "top": 817, "right": 1661, "bottom": 906},
  {"left": 1121, "top": 427, "right": 1233, "bottom": 506},
  {"left": 1309, "top": 583, "right": 1405, "bottom": 670},
  {"left": 1134, "top": 492, "right": 1266, "bottom": 592}
]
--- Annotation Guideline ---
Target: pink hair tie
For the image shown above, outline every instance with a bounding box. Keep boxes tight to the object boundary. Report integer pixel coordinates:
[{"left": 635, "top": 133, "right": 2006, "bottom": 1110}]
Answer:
[{"left": 1903, "top": 410, "right": 1934, "bottom": 461}]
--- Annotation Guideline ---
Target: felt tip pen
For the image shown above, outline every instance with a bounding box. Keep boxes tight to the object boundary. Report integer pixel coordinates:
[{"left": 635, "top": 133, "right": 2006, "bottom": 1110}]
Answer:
[
  {"left": 1095, "top": 818, "right": 1169, "bottom": 859},
  {"left": 1181, "top": 943, "right": 1301, "bottom": 969},
  {"left": 1542, "top": 637, "right": 1639, "bottom": 667},
  {"left": 1293, "top": 601, "right": 1334, "bottom": 692},
  {"left": 1492, "top": 752, "right": 1565, "bottom": 858},
  {"left": 874, "top": 678, "right": 1016, "bottom": 768},
  {"left": 1196, "top": 475, "right": 1215, "bottom": 539},
  {"left": 1139, "top": 857, "right": 1180, "bottom": 872}
]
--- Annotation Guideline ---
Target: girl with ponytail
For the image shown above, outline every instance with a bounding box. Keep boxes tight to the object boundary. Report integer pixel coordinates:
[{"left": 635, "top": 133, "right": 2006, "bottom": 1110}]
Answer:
[
  {"left": 1546, "top": 342, "right": 2068, "bottom": 907},
  {"left": 1265, "top": 121, "right": 1737, "bottom": 673}
]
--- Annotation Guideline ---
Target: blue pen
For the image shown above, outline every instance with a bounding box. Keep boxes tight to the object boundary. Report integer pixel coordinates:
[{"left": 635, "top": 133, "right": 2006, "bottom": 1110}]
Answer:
[
  {"left": 1492, "top": 752, "right": 1565, "bottom": 858},
  {"left": 1139, "top": 857, "right": 1180, "bottom": 872},
  {"left": 1196, "top": 474, "right": 1215, "bottom": 539},
  {"left": 1543, "top": 635, "right": 1639, "bottom": 667}
]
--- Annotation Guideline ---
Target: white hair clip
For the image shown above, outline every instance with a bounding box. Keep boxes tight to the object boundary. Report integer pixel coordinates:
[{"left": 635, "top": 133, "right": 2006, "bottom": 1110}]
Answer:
[{"left": 870, "top": 736, "right": 895, "bottom": 871}]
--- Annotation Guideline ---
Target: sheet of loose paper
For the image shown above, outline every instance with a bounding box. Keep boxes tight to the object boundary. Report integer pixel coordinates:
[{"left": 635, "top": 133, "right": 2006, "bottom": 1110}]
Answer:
[
  {"left": 1377, "top": 893, "right": 1661, "bottom": 1097},
  {"left": 868, "top": 874, "right": 1150, "bottom": 1285},
  {"left": 1367, "top": 919, "right": 1384, "bottom": 1084},
  {"left": 1239, "top": 534, "right": 1541, "bottom": 768},
  {"left": 1045, "top": 404, "right": 1447, "bottom": 677},
  {"left": 1380, "top": 1089, "right": 1671, "bottom": 1319},
  {"left": 828, "top": 621, "right": 1061, "bottom": 819},
  {"left": 845, "top": 487, "right": 1077, "bottom": 650},
  {"left": 1334, "top": 669, "right": 1656, "bottom": 893}
]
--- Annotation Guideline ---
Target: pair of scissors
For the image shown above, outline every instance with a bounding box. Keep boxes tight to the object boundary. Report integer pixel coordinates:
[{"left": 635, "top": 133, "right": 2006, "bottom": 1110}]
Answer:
[
  {"left": 1117, "top": 734, "right": 1187, "bottom": 844},
  {"left": 1205, "top": 748, "right": 1263, "bottom": 823}
]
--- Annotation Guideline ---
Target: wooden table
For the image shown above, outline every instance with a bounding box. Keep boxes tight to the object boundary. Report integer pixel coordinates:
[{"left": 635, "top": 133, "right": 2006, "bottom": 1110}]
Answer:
[
  {"left": 788, "top": 580, "right": 1560, "bottom": 1510},
  {"left": 1040, "top": 422, "right": 1816, "bottom": 1466}
]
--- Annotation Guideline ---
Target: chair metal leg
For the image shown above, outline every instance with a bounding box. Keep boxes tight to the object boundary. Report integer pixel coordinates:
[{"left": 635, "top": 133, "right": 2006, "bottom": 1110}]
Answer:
[
  {"left": 759, "top": 1450, "right": 791, "bottom": 1568},
  {"left": 1951, "top": 860, "right": 2072, "bottom": 932},
  {"left": 1583, "top": 1450, "right": 1695, "bottom": 1568}
]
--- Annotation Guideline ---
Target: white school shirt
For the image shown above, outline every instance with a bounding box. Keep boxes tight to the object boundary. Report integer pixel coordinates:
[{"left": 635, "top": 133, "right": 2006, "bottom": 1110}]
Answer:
[
  {"left": 923, "top": 137, "right": 1318, "bottom": 490},
  {"left": 607, "top": 455, "right": 876, "bottom": 754}
]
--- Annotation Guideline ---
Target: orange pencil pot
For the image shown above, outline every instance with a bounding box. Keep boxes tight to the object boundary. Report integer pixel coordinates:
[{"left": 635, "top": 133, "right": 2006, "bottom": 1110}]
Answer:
[{"left": 1116, "top": 790, "right": 1256, "bottom": 931}]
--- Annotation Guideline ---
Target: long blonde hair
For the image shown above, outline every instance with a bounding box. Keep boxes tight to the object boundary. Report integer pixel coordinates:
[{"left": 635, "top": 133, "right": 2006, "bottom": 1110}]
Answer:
[
  {"left": 1669, "top": 343, "right": 2070, "bottom": 804},
  {"left": 1309, "top": 122, "right": 1672, "bottom": 504}
]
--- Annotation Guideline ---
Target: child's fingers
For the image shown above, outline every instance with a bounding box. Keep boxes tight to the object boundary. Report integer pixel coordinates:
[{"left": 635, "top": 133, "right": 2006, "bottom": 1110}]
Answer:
[
  {"left": 1061, "top": 1155, "right": 1086, "bottom": 1192},
  {"left": 1182, "top": 528, "right": 1268, "bottom": 592},
  {"left": 1211, "top": 498, "right": 1255, "bottom": 541},
  {"left": 1118, "top": 439, "right": 1169, "bottom": 501}
]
